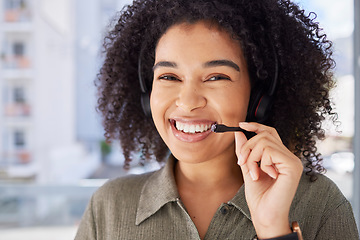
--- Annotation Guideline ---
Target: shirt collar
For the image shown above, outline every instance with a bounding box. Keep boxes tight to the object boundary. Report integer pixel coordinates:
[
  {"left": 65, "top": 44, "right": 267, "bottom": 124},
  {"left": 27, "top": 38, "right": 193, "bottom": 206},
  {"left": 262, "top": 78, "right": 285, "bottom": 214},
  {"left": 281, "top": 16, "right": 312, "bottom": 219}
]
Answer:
[
  {"left": 135, "top": 155, "right": 252, "bottom": 225},
  {"left": 228, "top": 185, "right": 252, "bottom": 221},
  {"left": 136, "top": 155, "right": 179, "bottom": 225}
]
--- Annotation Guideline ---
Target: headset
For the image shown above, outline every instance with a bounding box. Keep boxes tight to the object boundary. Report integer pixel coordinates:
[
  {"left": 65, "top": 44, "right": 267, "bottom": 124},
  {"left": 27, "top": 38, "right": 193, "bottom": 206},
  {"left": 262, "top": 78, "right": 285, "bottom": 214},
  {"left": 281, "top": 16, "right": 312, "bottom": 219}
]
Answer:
[
  {"left": 138, "top": 41, "right": 279, "bottom": 123},
  {"left": 246, "top": 43, "right": 279, "bottom": 123},
  {"left": 138, "top": 45, "right": 152, "bottom": 118}
]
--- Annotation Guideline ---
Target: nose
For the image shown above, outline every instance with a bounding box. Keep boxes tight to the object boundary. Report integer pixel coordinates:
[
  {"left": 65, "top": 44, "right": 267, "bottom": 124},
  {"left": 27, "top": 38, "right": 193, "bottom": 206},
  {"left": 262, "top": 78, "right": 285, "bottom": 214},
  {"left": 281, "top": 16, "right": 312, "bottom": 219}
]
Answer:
[{"left": 175, "top": 83, "right": 206, "bottom": 112}]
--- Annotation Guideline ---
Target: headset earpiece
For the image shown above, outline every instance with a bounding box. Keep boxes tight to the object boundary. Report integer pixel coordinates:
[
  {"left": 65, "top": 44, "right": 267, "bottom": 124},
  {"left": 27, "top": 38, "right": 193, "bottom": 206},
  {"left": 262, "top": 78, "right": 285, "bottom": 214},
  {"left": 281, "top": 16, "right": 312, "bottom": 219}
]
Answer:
[
  {"left": 246, "top": 85, "right": 273, "bottom": 123},
  {"left": 255, "top": 93, "right": 273, "bottom": 122},
  {"left": 140, "top": 92, "right": 151, "bottom": 117},
  {"left": 246, "top": 80, "right": 277, "bottom": 123},
  {"left": 138, "top": 45, "right": 152, "bottom": 117},
  {"left": 246, "top": 85, "right": 269, "bottom": 123},
  {"left": 246, "top": 40, "right": 279, "bottom": 123}
]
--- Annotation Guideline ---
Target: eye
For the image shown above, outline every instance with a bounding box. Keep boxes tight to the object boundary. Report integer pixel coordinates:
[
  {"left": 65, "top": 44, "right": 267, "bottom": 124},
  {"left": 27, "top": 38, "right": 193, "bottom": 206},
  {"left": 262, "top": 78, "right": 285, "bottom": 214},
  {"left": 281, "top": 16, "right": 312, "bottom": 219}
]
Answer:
[
  {"left": 206, "top": 74, "right": 231, "bottom": 81},
  {"left": 158, "top": 75, "right": 181, "bottom": 81}
]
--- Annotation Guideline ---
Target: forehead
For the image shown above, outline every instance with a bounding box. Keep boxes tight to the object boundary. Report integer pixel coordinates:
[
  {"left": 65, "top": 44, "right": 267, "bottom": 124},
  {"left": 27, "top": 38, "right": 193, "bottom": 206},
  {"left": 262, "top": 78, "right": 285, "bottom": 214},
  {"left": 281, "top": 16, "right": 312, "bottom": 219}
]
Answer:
[{"left": 155, "top": 21, "right": 244, "bottom": 61}]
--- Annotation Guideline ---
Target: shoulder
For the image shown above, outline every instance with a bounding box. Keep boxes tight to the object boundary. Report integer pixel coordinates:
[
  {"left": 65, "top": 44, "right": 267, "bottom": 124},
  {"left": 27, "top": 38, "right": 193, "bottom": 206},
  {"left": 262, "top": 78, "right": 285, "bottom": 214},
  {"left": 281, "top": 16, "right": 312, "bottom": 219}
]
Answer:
[
  {"left": 291, "top": 172, "right": 351, "bottom": 221},
  {"left": 290, "top": 172, "right": 357, "bottom": 235},
  {"left": 295, "top": 172, "right": 346, "bottom": 205},
  {"left": 291, "top": 173, "right": 359, "bottom": 238},
  {"left": 91, "top": 171, "right": 156, "bottom": 206},
  {"left": 292, "top": 172, "right": 349, "bottom": 215}
]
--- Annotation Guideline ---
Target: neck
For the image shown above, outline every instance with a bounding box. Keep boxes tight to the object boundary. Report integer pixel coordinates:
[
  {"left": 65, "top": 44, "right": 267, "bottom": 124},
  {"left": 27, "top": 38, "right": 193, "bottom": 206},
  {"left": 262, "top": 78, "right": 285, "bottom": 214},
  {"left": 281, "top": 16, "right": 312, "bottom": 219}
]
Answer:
[{"left": 174, "top": 151, "right": 243, "bottom": 191}]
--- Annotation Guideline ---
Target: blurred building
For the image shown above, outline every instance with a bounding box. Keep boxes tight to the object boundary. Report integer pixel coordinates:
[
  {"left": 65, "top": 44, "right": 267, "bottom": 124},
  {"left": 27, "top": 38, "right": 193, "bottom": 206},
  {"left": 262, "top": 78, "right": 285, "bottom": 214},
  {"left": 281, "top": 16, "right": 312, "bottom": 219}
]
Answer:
[{"left": 0, "top": 0, "right": 129, "bottom": 184}]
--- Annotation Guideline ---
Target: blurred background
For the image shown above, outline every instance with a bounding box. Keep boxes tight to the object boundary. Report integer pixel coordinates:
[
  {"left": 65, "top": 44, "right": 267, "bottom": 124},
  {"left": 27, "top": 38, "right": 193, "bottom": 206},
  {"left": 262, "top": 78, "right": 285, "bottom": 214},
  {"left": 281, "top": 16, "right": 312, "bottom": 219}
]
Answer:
[{"left": 0, "top": 0, "right": 358, "bottom": 239}]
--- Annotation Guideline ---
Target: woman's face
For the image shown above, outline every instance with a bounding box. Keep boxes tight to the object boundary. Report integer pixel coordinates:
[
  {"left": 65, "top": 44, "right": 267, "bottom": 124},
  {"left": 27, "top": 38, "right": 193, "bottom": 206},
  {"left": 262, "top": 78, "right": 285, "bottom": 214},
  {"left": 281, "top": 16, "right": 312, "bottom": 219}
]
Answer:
[{"left": 150, "top": 21, "right": 251, "bottom": 164}]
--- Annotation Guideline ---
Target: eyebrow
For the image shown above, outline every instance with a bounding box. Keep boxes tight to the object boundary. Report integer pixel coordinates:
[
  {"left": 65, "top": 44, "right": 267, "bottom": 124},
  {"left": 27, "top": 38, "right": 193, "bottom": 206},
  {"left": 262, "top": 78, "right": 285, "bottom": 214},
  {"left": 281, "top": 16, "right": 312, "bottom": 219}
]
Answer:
[
  {"left": 152, "top": 59, "right": 240, "bottom": 72},
  {"left": 203, "top": 60, "right": 240, "bottom": 72},
  {"left": 152, "top": 61, "right": 177, "bottom": 71}
]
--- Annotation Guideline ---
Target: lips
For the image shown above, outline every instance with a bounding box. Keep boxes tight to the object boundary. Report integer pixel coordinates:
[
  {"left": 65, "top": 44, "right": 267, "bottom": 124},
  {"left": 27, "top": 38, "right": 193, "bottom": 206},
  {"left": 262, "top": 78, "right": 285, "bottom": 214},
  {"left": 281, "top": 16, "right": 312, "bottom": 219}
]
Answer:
[{"left": 169, "top": 119, "right": 215, "bottom": 142}]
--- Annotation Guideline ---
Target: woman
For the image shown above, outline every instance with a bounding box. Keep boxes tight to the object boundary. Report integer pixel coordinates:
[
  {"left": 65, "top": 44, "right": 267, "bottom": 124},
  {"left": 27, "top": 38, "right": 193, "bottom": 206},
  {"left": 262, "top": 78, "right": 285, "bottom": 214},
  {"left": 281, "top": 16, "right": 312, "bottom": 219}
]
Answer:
[{"left": 75, "top": 0, "right": 359, "bottom": 239}]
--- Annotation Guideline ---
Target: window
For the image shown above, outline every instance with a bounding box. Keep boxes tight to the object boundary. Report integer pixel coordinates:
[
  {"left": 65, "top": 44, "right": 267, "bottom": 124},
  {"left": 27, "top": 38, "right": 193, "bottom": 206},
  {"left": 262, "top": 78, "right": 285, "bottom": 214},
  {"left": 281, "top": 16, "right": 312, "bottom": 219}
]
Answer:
[
  {"left": 4, "top": 0, "right": 15, "bottom": 10},
  {"left": 13, "top": 42, "right": 24, "bottom": 56},
  {"left": 14, "top": 87, "right": 25, "bottom": 103},
  {"left": 3, "top": 0, "right": 30, "bottom": 23},
  {"left": 14, "top": 130, "right": 25, "bottom": 148},
  {"left": 4, "top": 0, "right": 27, "bottom": 10}
]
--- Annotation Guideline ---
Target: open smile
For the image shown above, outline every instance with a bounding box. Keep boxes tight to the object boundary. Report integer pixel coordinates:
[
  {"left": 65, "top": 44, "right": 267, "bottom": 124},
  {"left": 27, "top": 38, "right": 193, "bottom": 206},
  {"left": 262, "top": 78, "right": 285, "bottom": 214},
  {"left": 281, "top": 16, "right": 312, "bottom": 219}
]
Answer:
[{"left": 169, "top": 119, "right": 215, "bottom": 142}]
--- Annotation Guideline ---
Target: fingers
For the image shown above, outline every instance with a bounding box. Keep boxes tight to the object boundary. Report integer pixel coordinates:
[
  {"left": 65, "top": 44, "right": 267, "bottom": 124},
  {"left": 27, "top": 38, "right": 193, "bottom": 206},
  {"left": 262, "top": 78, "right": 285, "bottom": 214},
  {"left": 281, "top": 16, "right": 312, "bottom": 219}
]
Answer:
[
  {"left": 234, "top": 130, "right": 248, "bottom": 165},
  {"left": 236, "top": 122, "right": 301, "bottom": 181},
  {"left": 243, "top": 145, "right": 279, "bottom": 181},
  {"left": 239, "top": 122, "right": 283, "bottom": 143},
  {"left": 235, "top": 131, "right": 256, "bottom": 182}
]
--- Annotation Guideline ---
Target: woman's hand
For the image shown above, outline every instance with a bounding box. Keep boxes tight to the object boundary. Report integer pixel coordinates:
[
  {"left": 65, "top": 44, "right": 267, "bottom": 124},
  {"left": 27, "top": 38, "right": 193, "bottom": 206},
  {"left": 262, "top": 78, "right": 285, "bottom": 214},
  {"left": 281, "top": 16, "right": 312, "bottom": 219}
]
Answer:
[{"left": 234, "top": 122, "right": 303, "bottom": 239}]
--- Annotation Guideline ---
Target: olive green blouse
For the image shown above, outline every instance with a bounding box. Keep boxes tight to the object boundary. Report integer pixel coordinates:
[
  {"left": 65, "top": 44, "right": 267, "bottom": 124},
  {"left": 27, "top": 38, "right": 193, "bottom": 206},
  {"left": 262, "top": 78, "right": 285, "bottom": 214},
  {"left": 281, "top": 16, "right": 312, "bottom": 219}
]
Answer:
[{"left": 75, "top": 155, "right": 359, "bottom": 240}]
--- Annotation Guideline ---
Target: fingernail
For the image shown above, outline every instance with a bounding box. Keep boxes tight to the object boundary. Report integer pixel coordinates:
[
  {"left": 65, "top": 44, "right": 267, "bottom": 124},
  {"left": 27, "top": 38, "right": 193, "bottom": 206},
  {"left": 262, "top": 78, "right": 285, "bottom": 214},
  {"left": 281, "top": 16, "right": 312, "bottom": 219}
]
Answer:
[
  {"left": 237, "top": 154, "right": 243, "bottom": 165},
  {"left": 249, "top": 171, "right": 257, "bottom": 181},
  {"left": 269, "top": 172, "right": 278, "bottom": 179}
]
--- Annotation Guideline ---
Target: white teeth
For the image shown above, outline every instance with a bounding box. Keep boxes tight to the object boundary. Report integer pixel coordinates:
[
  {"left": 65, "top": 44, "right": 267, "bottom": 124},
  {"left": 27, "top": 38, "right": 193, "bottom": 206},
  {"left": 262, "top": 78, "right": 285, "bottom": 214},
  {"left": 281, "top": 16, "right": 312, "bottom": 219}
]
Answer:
[
  {"left": 195, "top": 125, "right": 201, "bottom": 132},
  {"left": 176, "top": 122, "right": 184, "bottom": 131},
  {"left": 175, "top": 121, "right": 212, "bottom": 133},
  {"left": 189, "top": 125, "right": 195, "bottom": 133},
  {"left": 184, "top": 124, "right": 190, "bottom": 133}
]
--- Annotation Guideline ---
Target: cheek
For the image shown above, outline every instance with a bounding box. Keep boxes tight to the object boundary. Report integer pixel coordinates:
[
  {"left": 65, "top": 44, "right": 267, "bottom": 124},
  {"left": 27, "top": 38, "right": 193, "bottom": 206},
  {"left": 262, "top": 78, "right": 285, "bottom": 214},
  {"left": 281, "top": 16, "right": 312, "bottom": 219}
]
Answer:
[
  {"left": 212, "top": 88, "right": 250, "bottom": 121},
  {"left": 149, "top": 88, "right": 177, "bottom": 144},
  {"left": 150, "top": 88, "right": 173, "bottom": 122}
]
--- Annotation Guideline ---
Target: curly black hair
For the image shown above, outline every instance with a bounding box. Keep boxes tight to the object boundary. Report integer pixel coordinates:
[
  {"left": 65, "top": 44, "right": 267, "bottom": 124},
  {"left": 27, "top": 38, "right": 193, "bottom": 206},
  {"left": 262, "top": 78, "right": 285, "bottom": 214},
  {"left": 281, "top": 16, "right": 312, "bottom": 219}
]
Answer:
[{"left": 97, "top": 0, "right": 337, "bottom": 180}]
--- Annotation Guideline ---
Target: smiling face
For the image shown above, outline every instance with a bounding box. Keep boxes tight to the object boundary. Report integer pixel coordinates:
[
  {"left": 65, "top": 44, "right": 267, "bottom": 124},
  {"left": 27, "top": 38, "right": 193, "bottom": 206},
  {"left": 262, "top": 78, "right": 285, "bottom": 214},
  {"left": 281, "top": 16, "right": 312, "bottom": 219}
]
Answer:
[{"left": 150, "top": 21, "right": 251, "bottom": 164}]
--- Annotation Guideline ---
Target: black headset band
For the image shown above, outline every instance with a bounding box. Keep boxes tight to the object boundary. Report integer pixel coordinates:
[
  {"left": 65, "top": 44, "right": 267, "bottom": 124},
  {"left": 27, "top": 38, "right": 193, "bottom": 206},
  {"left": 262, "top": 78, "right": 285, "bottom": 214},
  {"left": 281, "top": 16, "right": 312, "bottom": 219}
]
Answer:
[
  {"left": 267, "top": 40, "right": 279, "bottom": 97},
  {"left": 138, "top": 44, "right": 148, "bottom": 93}
]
